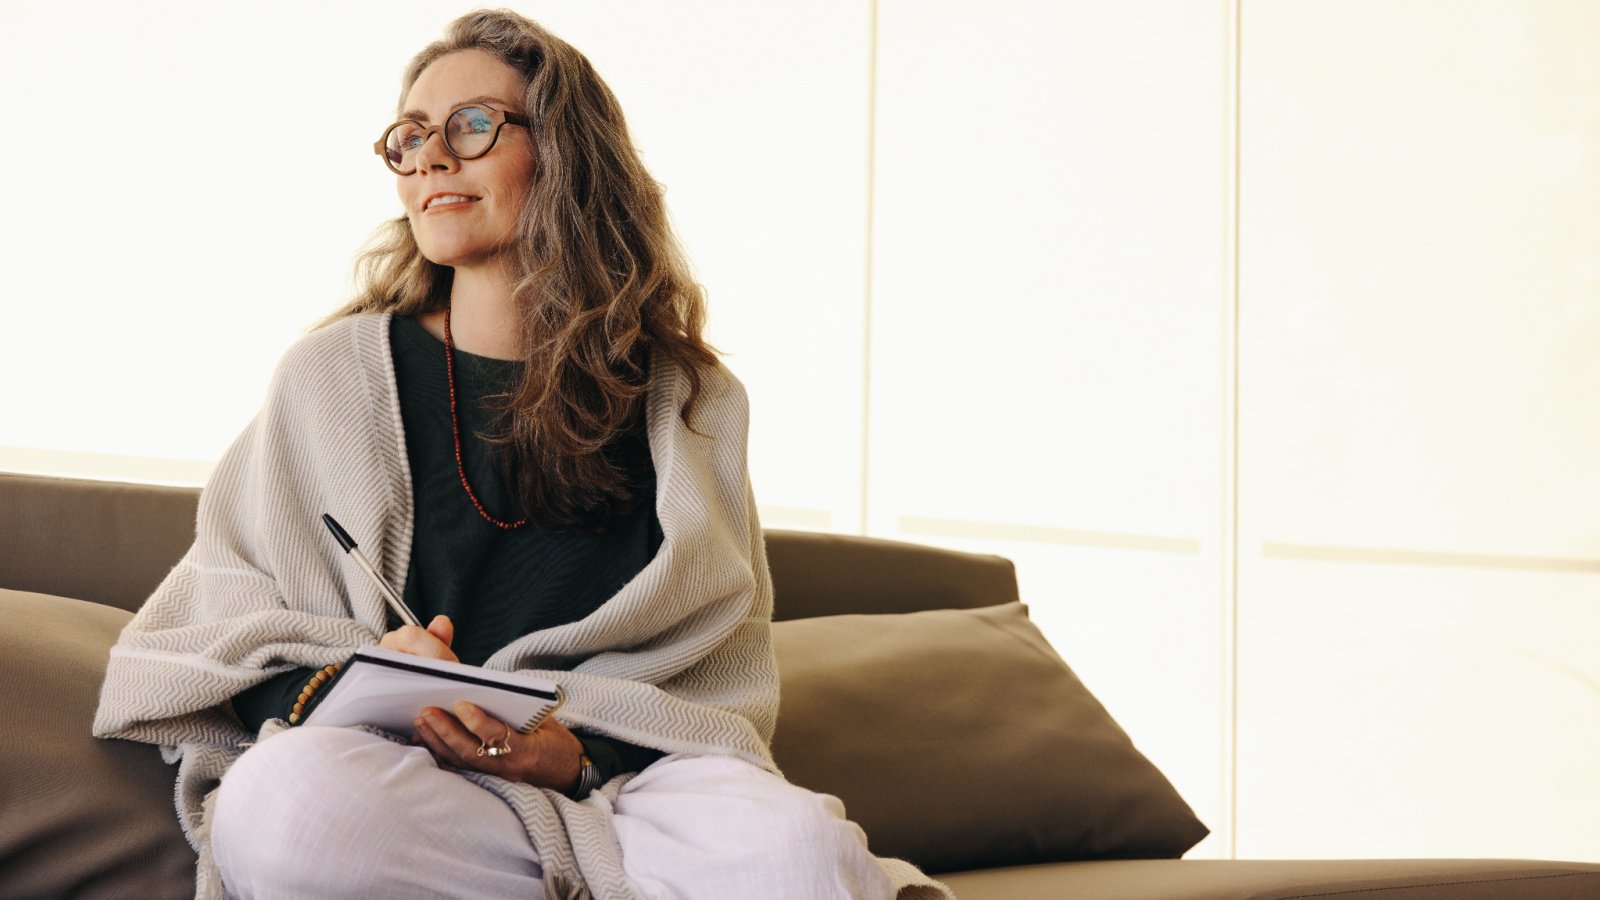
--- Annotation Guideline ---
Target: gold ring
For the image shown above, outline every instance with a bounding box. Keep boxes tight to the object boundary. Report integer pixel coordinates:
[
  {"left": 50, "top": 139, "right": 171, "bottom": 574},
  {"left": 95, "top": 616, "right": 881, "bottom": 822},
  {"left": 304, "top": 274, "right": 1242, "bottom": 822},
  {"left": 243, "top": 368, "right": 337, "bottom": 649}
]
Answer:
[{"left": 476, "top": 727, "right": 514, "bottom": 758}]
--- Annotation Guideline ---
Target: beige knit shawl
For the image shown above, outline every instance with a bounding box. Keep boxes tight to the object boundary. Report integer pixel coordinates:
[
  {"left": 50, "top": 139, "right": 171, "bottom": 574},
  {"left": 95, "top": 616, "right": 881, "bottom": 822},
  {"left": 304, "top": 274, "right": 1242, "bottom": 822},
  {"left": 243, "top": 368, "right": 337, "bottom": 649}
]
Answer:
[{"left": 92, "top": 314, "right": 948, "bottom": 899}]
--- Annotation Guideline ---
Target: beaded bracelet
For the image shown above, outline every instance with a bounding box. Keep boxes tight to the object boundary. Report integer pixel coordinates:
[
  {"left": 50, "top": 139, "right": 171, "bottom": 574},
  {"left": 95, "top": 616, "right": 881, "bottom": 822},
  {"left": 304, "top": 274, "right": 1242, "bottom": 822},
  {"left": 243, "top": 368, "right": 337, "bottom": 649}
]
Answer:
[{"left": 287, "top": 663, "right": 343, "bottom": 725}]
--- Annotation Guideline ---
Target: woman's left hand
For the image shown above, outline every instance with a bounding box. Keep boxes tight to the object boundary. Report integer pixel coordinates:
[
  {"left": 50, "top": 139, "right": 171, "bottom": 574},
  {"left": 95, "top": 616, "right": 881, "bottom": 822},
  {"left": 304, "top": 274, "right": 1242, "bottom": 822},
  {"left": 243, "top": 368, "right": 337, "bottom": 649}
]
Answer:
[{"left": 413, "top": 701, "right": 584, "bottom": 793}]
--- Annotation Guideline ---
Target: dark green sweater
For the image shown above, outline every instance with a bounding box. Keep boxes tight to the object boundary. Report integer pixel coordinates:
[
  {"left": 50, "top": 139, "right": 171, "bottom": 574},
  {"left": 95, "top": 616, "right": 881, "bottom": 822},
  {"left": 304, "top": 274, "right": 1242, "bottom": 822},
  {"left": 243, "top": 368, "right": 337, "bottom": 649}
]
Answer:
[{"left": 233, "top": 315, "right": 665, "bottom": 783}]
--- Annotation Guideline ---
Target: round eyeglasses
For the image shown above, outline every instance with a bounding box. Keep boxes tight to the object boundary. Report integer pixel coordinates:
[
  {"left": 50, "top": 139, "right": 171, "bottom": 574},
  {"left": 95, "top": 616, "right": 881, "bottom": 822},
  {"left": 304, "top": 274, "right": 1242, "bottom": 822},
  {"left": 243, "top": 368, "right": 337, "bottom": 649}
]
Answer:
[{"left": 374, "top": 105, "right": 531, "bottom": 175}]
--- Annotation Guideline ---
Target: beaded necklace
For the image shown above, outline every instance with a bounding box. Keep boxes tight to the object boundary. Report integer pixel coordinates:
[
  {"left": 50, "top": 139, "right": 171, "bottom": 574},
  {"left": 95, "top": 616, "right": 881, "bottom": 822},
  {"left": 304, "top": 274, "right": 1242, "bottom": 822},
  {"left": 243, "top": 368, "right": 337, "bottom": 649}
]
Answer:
[{"left": 442, "top": 310, "right": 530, "bottom": 530}]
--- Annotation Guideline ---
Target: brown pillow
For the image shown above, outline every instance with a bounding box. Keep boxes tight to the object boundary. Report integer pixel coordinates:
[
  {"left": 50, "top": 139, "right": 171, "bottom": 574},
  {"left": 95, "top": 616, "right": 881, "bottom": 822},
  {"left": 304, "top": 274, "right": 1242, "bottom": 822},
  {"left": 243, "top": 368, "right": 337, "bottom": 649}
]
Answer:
[
  {"left": 0, "top": 589, "right": 195, "bottom": 898},
  {"left": 771, "top": 602, "right": 1208, "bottom": 873}
]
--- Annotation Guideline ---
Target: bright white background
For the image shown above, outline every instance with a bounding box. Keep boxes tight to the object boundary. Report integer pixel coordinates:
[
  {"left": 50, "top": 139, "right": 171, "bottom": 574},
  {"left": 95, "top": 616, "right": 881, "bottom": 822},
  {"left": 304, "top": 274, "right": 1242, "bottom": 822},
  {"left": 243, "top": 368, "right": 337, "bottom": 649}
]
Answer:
[{"left": 2, "top": 0, "right": 1596, "bottom": 862}]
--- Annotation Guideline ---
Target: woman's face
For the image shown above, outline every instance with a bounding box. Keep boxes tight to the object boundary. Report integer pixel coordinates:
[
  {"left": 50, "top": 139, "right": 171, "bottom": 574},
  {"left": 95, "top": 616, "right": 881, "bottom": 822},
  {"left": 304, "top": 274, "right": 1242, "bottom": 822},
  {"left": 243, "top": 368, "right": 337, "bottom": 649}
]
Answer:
[{"left": 398, "top": 49, "right": 536, "bottom": 274}]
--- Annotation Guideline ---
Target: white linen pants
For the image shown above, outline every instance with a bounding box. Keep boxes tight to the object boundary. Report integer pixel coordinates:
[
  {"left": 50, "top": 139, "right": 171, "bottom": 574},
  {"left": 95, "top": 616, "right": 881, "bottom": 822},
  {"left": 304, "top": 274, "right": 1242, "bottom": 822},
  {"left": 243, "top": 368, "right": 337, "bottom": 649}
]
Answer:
[{"left": 210, "top": 726, "right": 893, "bottom": 899}]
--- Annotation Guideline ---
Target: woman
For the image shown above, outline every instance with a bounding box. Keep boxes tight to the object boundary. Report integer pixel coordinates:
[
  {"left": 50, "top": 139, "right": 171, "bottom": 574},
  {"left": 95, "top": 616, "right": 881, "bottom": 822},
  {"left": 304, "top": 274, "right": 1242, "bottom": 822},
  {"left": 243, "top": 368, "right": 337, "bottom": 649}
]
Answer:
[{"left": 92, "top": 10, "right": 949, "bottom": 900}]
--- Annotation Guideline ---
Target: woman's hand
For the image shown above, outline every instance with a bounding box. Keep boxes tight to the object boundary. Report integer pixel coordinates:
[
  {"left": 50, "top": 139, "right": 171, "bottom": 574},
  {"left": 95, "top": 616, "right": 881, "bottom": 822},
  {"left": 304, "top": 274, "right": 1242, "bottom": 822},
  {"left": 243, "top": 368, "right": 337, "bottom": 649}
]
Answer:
[
  {"left": 413, "top": 700, "right": 585, "bottom": 793},
  {"left": 380, "top": 614, "right": 459, "bottom": 663},
  {"left": 381, "top": 616, "right": 584, "bottom": 790}
]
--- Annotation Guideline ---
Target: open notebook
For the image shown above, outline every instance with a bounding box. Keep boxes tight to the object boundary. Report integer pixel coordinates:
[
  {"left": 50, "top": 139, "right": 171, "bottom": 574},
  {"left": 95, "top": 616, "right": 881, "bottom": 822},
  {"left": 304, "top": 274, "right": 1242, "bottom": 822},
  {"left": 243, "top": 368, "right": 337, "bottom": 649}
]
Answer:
[{"left": 300, "top": 646, "right": 564, "bottom": 735}]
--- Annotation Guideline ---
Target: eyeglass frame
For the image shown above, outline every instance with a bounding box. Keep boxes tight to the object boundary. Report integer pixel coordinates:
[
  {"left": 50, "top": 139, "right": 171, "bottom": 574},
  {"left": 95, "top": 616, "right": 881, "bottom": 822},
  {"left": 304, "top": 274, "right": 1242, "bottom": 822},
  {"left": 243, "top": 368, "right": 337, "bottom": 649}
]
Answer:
[{"left": 373, "top": 104, "right": 532, "bottom": 175}]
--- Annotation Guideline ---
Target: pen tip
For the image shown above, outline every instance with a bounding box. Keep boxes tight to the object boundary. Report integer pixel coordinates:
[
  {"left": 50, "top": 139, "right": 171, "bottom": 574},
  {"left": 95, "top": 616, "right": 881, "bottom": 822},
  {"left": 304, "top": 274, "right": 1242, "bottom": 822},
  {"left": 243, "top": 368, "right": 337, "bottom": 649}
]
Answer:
[{"left": 321, "top": 513, "right": 358, "bottom": 552}]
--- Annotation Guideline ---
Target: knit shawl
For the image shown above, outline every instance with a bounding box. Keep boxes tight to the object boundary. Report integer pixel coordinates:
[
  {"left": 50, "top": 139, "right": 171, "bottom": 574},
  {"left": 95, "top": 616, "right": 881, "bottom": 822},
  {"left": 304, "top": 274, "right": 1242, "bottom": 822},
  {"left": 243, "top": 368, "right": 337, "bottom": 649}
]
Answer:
[{"left": 92, "top": 313, "right": 948, "bottom": 900}]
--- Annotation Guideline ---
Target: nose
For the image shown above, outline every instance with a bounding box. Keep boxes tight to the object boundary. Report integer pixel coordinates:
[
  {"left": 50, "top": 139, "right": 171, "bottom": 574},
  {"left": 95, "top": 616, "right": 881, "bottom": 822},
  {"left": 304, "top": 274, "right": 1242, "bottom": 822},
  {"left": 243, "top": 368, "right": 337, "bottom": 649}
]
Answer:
[{"left": 411, "top": 130, "right": 459, "bottom": 175}]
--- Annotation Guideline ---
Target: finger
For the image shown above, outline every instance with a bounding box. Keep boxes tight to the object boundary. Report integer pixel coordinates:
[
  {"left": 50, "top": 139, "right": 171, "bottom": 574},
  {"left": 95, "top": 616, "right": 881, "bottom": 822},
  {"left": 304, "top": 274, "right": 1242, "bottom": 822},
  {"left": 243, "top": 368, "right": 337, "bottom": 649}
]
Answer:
[
  {"left": 413, "top": 716, "right": 464, "bottom": 767},
  {"left": 378, "top": 625, "right": 430, "bottom": 652},
  {"left": 417, "top": 708, "right": 479, "bottom": 766},
  {"left": 379, "top": 626, "right": 457, "bottom": 662},
  {"left": 451, "top": 701, "right": 512, "bottom": 744},
  {"left": 427, "top": 615, "right": 454, "bottom": 647}
]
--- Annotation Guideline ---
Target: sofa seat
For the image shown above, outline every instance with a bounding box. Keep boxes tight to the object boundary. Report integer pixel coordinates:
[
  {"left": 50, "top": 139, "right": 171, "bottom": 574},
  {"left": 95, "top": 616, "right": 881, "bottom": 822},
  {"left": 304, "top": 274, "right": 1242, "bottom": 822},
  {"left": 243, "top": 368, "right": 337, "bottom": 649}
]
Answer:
[{"left": 939, "top": 858, "right": 1600, "bottom": 899}]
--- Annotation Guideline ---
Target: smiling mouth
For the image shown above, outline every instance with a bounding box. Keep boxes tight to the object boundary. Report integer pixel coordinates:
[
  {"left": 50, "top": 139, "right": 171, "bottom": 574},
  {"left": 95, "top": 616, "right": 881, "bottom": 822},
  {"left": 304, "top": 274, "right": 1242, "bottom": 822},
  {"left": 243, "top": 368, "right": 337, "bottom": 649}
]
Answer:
[{"left": 424, "top": 194, "right": 482, "bottom": 211}]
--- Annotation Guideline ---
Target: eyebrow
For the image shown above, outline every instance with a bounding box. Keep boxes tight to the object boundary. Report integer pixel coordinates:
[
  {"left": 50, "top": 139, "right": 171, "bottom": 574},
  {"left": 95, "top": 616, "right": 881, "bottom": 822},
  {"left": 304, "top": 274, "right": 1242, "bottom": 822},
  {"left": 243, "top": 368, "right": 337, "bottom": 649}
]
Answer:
[{"left": 399, "top": 96, "right": 516, "bottom": 123}]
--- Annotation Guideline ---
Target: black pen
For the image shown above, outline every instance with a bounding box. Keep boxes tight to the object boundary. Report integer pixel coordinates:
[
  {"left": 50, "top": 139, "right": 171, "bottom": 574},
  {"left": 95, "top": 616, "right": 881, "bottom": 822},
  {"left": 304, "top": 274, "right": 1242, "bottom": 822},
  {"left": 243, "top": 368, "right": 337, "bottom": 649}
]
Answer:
[{"left": 321, "top": 513, "right": 422, "bottom": 628}]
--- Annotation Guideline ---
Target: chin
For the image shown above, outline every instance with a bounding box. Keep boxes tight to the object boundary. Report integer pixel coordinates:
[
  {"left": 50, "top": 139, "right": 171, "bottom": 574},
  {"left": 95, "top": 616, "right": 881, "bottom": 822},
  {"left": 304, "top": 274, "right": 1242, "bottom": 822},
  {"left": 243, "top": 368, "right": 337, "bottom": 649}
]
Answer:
[
  {"left": 415, "top": 234, "right": 513, "bottom": 272},
  {"left": 416, "top": 242, "right": 485, "bottom": 270}
]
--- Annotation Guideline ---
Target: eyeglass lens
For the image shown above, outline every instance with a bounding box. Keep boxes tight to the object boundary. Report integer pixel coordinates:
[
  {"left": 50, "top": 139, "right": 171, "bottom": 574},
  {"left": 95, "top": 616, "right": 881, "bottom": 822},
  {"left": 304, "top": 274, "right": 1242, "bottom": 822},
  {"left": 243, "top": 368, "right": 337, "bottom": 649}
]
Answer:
[{"left": 383, "top": 107, "right": 499, "bottom": 172}]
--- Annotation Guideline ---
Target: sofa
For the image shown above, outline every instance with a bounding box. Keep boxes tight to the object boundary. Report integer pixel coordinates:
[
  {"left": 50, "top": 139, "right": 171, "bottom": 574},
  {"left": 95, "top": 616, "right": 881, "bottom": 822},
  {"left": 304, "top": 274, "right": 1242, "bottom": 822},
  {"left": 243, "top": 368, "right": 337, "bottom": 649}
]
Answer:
[{"left": 2, "top": 470, "right": 1597, "bottom": 899}]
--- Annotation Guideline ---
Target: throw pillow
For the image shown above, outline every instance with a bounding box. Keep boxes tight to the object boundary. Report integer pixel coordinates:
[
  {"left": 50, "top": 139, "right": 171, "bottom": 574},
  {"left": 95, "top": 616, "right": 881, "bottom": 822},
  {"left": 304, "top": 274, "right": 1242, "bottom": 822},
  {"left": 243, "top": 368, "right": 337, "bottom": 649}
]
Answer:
[
  {"left": 770, "top": 601, "right": 1208, "bottom": 873},
  {"left": 0, "top": 589, "right": 196, "bottom": 898}
]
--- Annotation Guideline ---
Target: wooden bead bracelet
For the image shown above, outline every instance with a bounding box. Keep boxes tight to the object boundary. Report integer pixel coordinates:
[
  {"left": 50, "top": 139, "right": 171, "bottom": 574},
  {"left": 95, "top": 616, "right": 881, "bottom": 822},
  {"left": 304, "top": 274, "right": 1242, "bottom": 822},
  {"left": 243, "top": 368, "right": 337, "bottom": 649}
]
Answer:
[{"left": 288, "top": 663, "right": 343, "bottom": 725}]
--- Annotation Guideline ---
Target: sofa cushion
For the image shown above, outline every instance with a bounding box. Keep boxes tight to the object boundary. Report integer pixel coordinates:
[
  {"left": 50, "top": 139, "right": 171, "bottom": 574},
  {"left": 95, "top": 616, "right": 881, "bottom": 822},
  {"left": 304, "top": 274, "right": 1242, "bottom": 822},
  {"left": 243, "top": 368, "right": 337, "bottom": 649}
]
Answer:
[
  {"left": 770, "top": 601, "right": 1208, "bottom": 873},
  {"left": 936, "top": 858, "right": 1600, "bottom": 900},
  {"left": 0, "top": 588, "right": 195, "bottom": 899},
  {"left": 765, "top": 528, "right": 1020, "bottom": 620}
]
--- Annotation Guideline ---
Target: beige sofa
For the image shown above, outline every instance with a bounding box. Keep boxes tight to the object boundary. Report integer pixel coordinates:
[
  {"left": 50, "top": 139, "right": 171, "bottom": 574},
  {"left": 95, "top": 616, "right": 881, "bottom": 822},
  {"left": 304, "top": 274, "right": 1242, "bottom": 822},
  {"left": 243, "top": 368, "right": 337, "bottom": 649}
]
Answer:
[{"left": 3, "top": 470, "right": 1597, "bottom": 899}]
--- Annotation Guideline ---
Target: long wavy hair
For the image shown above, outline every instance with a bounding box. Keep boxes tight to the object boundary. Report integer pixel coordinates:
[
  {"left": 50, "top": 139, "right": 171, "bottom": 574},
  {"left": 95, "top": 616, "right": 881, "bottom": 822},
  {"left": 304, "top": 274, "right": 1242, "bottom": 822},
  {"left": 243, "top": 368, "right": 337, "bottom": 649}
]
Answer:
[{"left": 324, "top": 9, "right": 719, "bottom": 530}]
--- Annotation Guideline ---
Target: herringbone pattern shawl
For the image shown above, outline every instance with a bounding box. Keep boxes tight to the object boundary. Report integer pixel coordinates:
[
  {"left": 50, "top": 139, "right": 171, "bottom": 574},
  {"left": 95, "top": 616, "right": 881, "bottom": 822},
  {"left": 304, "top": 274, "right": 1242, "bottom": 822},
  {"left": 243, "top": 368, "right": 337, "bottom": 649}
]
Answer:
[{"left": 92, "top": 314, "right": 947, "bottom": 899}]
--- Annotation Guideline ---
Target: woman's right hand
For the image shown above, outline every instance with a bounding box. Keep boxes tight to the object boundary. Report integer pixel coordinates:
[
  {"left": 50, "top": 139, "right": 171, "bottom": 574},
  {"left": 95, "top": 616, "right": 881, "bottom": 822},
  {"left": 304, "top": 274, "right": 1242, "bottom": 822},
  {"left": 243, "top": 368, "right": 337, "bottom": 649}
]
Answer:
[{"left": 379, "top": 614, "right": 459, "bottom": 663}]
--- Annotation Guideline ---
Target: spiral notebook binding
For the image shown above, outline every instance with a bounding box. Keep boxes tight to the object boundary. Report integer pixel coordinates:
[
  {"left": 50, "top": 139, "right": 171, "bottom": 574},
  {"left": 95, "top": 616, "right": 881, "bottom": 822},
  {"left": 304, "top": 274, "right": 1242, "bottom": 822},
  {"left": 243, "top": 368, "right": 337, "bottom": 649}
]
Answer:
[{"left": 518, "top": 685, "right": 565, "bottom": 733}]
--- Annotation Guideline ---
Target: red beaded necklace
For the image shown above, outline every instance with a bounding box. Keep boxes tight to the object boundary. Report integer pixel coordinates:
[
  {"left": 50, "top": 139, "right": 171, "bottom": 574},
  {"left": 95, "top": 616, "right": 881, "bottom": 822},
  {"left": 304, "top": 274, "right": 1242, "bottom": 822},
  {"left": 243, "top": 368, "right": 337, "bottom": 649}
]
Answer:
[{"left": 442, "top": 310, "right": 529, "bottom": 530}]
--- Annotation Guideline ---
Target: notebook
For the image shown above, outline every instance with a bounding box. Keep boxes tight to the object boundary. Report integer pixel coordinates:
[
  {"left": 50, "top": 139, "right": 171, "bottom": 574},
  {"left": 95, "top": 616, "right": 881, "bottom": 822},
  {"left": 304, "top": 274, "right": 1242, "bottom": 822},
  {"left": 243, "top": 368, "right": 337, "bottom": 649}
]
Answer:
[{"left": 300, "top": 646, "right": 564, "bottom": 735}]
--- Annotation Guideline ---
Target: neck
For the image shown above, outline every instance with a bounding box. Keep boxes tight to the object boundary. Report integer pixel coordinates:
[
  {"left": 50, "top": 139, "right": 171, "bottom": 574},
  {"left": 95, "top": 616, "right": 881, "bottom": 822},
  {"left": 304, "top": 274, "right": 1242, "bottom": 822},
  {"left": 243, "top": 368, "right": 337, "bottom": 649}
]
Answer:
[{"left": 432, "top": 261, "right": 524, "bottom": 360}]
